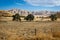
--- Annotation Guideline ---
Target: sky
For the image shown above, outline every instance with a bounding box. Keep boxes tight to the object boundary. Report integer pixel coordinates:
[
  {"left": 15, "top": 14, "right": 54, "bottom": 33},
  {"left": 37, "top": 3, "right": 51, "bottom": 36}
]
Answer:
[{"left": 0, "top": 0, "right": 60, "bottom": 11}]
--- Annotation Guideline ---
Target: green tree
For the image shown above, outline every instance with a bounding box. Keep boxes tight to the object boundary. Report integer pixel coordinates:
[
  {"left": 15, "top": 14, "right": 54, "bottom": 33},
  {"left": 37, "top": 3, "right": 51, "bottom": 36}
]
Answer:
[
  {"left": 24, "top": 14, "right": 34, "bottom": 21},
  {"left": 49, "top": 14, "right": 57, "bottom": 21},
  {"left": 12, "top": 13, "right": 21, "bottom": 21},
  {"left": 54, "top": 14, "right": 57, "bottom": 20},
  {"left": 12, "top": 15, "right": 15, "bottom": 21}
]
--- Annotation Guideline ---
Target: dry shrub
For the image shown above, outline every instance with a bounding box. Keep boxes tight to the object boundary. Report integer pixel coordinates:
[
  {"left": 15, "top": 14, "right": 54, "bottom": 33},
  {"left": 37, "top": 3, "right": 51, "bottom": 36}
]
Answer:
[
  {"left": 0, "top": 32, "right": 8, "bottom": 40},
  {"left": 36, "top": 32, "right": 55, "bottom": 40},
  {"left": 25, "top": 32, "right": 55, "bottom": 40},
  {"left": 52, "top": 32, "right": 60, "bottom": 38},
  {"left": 6, "top": 34, "right": 25, "bottom": 40},
  {"left": 51, "top": 24, "right": 60, "bottom": 38}
]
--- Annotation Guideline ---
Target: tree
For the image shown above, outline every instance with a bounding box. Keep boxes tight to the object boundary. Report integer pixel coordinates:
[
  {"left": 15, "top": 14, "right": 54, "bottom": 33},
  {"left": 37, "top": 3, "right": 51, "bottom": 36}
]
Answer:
[
  {"left": 54, "top": 14, "right": 57, "bottom": 20},
  {"left": 24, "top": 14, "right": 34, "bottom": 21},
  {"left": 49, "top": 14, "right": 57, "bottom": 21},
  {"left": 12, "top": 13, "right": 21, "bottom": 21},
  {"left": 12, "top": 15, "right": 15, "bottom": 21}
]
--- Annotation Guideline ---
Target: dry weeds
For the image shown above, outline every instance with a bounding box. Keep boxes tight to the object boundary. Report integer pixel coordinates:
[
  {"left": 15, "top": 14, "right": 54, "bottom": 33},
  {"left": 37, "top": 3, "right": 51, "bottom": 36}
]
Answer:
[{"left": 0, "top": 20, "right": 60, "bottom": 40}]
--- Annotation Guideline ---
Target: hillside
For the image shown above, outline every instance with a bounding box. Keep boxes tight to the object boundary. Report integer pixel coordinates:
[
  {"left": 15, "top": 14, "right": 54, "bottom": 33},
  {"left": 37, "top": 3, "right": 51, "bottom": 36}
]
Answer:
[{"left": 0, "top": 10, "right": 13, "bottom": 17}]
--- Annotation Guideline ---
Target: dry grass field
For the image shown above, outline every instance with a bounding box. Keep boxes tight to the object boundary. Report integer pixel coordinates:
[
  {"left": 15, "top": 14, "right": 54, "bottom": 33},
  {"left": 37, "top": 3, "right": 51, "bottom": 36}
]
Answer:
[{"left": 0, "top": 17, "right": 60, "bottom": 40}]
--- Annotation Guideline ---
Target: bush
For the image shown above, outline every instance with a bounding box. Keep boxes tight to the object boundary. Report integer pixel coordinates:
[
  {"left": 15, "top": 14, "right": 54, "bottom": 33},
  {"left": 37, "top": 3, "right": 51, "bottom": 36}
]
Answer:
[
  {"left": 12, "top": 13, "right": 21, "bottom": 21},
  {"left": 49, "top": 14, "right": 57, "bottom": 21},
  {"left": 24, "top": 14, "right": 34, "bottom": 21},
  {"left": 12, "top": 15, "right": 15, "bottom": 21},
  {"left": 54, "top": 14, "right": 57, "bottom": 20}
]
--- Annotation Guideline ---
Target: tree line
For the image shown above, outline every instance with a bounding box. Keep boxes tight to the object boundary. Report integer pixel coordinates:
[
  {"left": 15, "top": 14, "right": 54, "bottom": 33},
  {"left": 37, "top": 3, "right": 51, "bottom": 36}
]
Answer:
[{"left": 12, "top": 13, "right": 57, "bottom": 22}]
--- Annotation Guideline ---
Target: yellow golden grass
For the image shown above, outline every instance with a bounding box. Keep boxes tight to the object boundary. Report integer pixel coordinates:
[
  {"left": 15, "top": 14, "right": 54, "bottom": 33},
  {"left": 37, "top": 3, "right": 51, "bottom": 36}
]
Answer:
[{"left": 0, "top": 19, "right": 60, "bottom": 40}]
